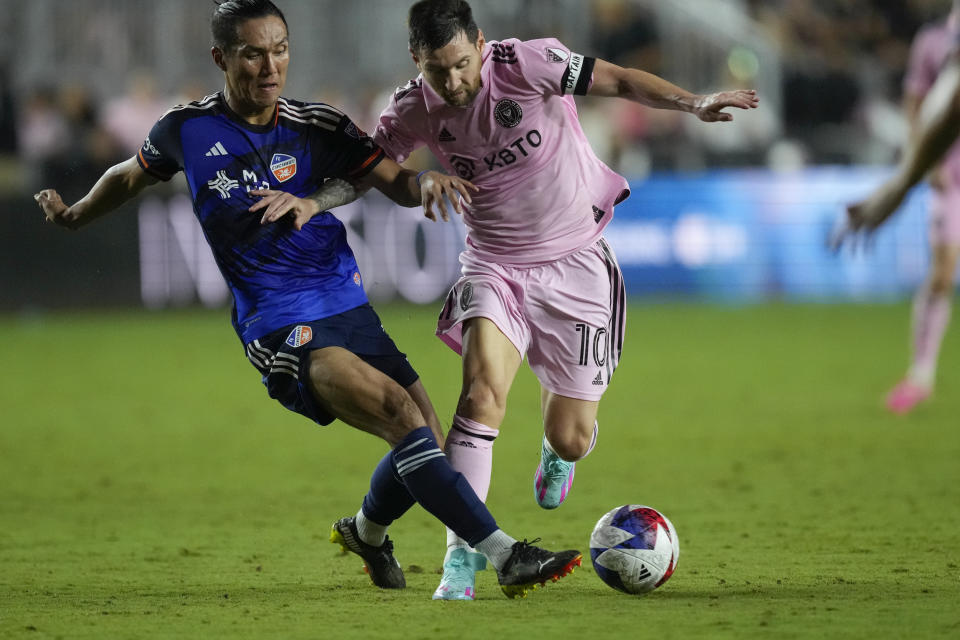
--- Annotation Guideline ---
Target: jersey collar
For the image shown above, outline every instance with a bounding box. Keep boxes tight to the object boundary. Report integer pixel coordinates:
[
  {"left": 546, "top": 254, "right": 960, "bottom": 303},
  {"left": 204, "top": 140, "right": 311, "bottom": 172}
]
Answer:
[{"left": 218, "top": 92, "right": 281, "bottom": 132}]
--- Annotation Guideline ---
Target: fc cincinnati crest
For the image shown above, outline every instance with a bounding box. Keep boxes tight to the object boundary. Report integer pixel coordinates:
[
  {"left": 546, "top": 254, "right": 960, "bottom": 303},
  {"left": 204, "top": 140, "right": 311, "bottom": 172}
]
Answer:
[
  {"left": 459, "top": 282, "right": 473, "bottom": 311},
  {"left": 270, "top": 153, "right": 297, "bottom": 182},
  {"left": 285, "top": 325, "right": 313, "bottom": 348},
  {"left": 494, "top": 99, "right": 523, "bottom": 128}
]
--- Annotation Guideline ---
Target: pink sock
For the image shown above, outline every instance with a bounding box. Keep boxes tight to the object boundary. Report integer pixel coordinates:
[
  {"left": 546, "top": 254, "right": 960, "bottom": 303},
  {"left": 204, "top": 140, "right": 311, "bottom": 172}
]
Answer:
[
  {"left": 909, "top": 286, "right": 952, "bottom": 388},
  {"left": 444, "top": 416, "right": 499, "bottom": 550}
]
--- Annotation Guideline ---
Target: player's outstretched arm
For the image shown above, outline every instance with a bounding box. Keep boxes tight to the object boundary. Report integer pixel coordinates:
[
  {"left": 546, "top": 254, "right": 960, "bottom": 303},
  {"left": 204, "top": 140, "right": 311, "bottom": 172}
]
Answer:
[
  {"left": 251, "top": 179, "right": 363, "bottom": 231},
  {"left": 587, "top": 58, "right": 759, "bottom": 122},
  {"left": 842, "top": 55, "right": 960, "bottom": 238},
  {"left": 34, "top": 157, "right": 159, "bottom": 230},
  {"left": 356, "top": 157, "right": 477, "bottom": 222}
]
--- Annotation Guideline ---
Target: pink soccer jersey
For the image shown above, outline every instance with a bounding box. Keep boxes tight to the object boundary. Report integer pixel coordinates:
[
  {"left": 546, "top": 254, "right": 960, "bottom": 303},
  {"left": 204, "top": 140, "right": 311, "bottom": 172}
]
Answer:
[
  {"left": 904, "top": 17, "right": 960, "bottom": 186},
  {"left": 375, "top": 38, "right": 630, "bottom": 265}
]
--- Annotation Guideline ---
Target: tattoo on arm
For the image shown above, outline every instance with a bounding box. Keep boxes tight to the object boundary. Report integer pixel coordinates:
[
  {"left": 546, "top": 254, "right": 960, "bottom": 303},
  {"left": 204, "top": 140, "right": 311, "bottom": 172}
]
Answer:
[{"left": 307, "top": 178, "right": 364, "bottom": 211}]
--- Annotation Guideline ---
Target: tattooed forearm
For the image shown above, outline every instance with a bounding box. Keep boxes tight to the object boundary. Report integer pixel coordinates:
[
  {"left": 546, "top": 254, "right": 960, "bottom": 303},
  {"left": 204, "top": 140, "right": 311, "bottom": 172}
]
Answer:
[{"left": 307, "top": 178, "right": 366, "bottom": 211}]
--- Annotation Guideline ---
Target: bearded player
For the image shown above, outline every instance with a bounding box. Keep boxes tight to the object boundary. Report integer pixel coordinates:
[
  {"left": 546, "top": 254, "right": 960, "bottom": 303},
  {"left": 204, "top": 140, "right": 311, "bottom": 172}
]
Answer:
[{"left": 372, "top": 0, "right": 759, "bottom": 600}]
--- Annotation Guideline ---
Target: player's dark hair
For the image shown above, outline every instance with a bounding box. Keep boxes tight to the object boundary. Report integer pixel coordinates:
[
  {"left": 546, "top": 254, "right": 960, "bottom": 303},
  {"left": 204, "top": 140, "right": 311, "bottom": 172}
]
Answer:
[
  {"left": 211, "top": 0, "right": 288, "bottom": 51},
  {"left": 408, "top": 0, "right": 479, "bottom": 55}
]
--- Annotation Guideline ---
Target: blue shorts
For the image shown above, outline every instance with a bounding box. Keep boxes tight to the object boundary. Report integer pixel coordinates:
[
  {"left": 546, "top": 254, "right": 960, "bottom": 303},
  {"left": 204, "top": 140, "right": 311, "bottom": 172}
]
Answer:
[{"left": 244, "top": 304, "right": 420, "bottom": 426}]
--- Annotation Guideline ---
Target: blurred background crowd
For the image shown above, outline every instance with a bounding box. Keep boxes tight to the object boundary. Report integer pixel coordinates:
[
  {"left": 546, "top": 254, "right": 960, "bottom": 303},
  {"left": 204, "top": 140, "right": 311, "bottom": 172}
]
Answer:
[
  {"left": 1, "top": 0, "right": 955, "bottom": 311},
  {"left": 1, "top": 0, "right": 951, "bottom": 196}
]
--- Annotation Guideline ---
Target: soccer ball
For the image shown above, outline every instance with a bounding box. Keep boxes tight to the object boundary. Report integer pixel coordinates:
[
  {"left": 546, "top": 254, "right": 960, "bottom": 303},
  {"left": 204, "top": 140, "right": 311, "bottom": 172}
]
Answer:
[{"left": 589, "top": 505, "right": 680, "bottom": 595}]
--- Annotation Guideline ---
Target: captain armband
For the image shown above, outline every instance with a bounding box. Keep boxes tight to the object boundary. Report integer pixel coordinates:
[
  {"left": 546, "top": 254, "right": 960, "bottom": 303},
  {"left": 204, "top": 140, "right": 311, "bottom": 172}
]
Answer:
[{"left": 561, "top": 53, "right": 596, "bottom": 96}]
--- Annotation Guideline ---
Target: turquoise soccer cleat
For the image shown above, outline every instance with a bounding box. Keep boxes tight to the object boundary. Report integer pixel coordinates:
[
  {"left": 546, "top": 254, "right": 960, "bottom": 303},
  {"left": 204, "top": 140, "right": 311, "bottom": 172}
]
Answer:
[
  {"left": 432, "top": 547, "right": 487, "bottom": 600},
  {"left": 533, "top": 441, "right": 575, "bottom": 509}
]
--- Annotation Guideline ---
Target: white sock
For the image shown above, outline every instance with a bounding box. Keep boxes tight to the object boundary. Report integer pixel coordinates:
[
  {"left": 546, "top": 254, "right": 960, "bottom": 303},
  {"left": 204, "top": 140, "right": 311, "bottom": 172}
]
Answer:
[
  {"left": 355, "top": 509, "right": 387, "bottom": 547},
  {"left": 578, "top": 421, "right": 599, "bottom": 461},
  {"left": 474, "top": 529, "right": 517, "bottom": 572}
]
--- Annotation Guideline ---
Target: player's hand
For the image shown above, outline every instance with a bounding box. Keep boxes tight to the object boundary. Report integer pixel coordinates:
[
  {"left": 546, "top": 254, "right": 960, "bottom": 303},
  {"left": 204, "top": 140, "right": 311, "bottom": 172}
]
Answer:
[
  {"left": 827, "top": 208, "right": 875, "bottom": 253},
  {"left": 34, "top": 189, "right": 80, "bottom": 230},
  {"left": 830, "top": 177, "right": 910, "bottom": 252},
  {"left": 848, "top": 177, "right": 910, "bottom": 232},
  {"left": 419, "top": 171, "right": 477, "bottom": 222},
  {"left": 249, "top": 189, "right": 320, "bottom": 231},
  {"left": 693, "top": 89, "right": 759, "bottom": 122}
]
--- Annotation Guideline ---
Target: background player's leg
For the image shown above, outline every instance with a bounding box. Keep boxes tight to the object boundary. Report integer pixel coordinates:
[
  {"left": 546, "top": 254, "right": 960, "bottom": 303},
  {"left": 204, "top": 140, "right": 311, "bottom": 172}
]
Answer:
[{"left": 888, "top": 243, "right": 959, "bottom": 413}]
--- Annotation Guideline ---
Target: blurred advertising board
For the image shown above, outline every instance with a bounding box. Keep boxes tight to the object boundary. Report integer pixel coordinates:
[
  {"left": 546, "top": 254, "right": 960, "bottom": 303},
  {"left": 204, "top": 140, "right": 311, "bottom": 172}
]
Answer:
[
  {"left": 0, "top": 168, "right": 935, "bottom": 312},
  {"left": 607, "top": 167, "right": 931, "bottom": 302}
]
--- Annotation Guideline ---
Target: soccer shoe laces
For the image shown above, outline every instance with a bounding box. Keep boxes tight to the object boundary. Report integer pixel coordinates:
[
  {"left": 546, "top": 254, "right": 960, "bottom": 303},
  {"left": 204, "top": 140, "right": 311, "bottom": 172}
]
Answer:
[
  {"left": 507, "top": 538, "right": 543, "bottom": 561},
  {"left": 543, "top": 458, "right": 573, "bottom": 478},
  {"left": 378, "top": 537, "right": 395, "bottom": 554}
]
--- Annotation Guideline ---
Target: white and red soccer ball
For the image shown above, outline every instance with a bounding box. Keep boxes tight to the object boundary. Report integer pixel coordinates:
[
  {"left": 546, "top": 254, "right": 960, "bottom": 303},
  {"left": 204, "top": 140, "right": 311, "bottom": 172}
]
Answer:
[{"left": 589, "top": 505, "right": 680, "bottom": 595}]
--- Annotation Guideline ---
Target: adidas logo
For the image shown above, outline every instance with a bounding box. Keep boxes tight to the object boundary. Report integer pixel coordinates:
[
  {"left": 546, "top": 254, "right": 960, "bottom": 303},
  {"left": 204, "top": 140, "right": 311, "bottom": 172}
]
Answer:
[
  {"left": 205, "top": 141, "right": 228, "bottom": 157},
  {"left": 592, "top": 205, "right": 606, "bottom": 223},
  {"left": 439, "top": 127, "right": 456, "bottom": 142},
  {"left": 592, "top": 371, "right": 604, "bottom": 386},
  {"left": 637, "top": 564, "right": 651, "bottom": 580}
]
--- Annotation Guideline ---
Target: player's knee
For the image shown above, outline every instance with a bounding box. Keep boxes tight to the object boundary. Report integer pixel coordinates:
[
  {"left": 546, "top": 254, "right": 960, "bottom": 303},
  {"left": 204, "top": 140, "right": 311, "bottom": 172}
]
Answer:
[
  {"left": 457, "top": 378, "right": 507, "bottom": 423},
  {"left": 547, "top": 428, "right": 592, "bottom": 461},
  {"left": 381, "top": 384, "right": 422, "bottom": 429}
]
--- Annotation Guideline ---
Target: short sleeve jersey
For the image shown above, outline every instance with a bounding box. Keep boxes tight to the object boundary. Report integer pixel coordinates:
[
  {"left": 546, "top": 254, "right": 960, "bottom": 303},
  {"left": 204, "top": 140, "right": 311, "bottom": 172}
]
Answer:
[
  {"left": 375, "top": 38, "right": 630, "bottom": 266},
  {"left": 137, "top": 93, "right": 385, "bottom": 344},
  {"left": 903, "top": 17, "right": 960, "bottom": 184}
]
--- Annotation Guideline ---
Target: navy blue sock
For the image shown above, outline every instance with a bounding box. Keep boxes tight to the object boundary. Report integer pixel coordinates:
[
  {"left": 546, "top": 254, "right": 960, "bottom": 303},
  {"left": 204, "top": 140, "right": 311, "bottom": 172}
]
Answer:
[
  {"left": 360, "top": 450, "right": 417, "bottom": 526},
  {"left": 390, "top": 427, "right": 498, "bottom": 547}
]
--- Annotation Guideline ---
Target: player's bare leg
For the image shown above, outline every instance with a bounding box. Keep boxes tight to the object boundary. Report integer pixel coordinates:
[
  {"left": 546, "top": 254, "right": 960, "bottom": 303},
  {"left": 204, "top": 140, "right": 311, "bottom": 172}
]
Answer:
[
  {"left": 435, "top": 318, "right": 521, "bottom": 600},
  {"left": 887, "top": 244, "right": 959, "bottom": 414},
  {"left": 405, "top": 378, "right": 446, "bottom": 448},
  {"left": 305, "top": 346, "right": 429, "bottom": 446},
  {"left": 534, "top": 390, "right": 599, "bottom": 509}
]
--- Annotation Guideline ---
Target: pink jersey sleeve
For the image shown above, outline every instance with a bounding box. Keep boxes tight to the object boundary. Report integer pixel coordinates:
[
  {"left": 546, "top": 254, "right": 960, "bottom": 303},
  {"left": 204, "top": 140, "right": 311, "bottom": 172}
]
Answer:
[
  {"left": 904, "top": 25, "right": 946, "bottom": 97},
  {"left": 374, "top": 79, "right": 427, "bottom": 163},
  {"left": 504, "top": 38, "right": 596, "bottom": 98}
]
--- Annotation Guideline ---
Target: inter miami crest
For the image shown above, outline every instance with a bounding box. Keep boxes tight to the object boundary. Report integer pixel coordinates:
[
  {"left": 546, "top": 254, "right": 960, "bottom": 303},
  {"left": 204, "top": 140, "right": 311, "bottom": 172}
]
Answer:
[
  {"left": 494, "top": 99, "right": 523, "bottom": 128},
  {"left": 459, "top": 282, "right": 473, "bottom": 311}
]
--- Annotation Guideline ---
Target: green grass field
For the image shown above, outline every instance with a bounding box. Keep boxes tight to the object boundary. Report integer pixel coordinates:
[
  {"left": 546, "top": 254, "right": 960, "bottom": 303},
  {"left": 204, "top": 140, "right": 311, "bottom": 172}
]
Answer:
[{"left": 1, "top": 302, "right": 957, "bottom": 639}]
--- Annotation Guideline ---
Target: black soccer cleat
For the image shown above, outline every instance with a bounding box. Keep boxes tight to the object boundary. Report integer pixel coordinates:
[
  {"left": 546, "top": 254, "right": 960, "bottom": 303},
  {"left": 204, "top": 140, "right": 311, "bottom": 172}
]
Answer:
[
  {"left": 330, "top": 516, "right": 406, "bottom": 589},
  {"left": 496, "top": 538, "right": 582, "bottom": 599}
]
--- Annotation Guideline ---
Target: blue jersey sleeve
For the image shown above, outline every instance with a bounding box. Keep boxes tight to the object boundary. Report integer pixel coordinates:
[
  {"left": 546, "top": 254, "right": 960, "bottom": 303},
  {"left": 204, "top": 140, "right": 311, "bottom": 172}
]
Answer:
[
  {"left": 137, "top": 111, "right": 183, "bottom": 181},
  {"left": 321, "top": 113, "right": 386, "bottom": 181}
]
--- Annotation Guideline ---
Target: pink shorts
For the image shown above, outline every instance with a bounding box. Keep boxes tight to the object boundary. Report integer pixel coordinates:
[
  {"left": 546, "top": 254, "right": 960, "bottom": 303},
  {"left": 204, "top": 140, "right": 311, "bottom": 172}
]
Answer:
[
  {"left": 929, "top": 188, "right": 960, "bottom": 247},
  {"left": 436, "top": 238, "right": 626, "bottom": 401}
]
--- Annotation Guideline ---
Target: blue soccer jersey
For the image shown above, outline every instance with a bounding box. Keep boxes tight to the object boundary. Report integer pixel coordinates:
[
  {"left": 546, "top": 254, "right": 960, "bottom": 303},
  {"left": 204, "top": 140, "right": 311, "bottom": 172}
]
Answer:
[{"left": 136, "top": 92, "right": 386, "bottom": 343}]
